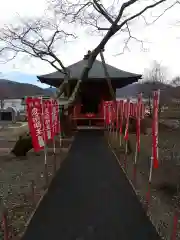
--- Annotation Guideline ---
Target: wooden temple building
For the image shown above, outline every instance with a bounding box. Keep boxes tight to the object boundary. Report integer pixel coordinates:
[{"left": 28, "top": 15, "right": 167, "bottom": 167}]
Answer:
[{"left": 37, "top": 57, "right": 142, "bottom": 127}]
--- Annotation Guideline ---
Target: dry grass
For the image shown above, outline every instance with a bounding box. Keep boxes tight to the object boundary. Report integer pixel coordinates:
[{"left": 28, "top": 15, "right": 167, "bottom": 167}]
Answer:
[
  {"left": 107, "top": 126, "right": 180, "bottom": 240},
  {"left": 0, "top": 135, "right": 72, "bottom": 239}
]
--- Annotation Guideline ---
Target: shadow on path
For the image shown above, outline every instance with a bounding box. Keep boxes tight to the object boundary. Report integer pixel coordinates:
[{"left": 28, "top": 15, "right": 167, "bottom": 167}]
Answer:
[{"left": 22, "top": 129, "right": 161, "bottom": 240}]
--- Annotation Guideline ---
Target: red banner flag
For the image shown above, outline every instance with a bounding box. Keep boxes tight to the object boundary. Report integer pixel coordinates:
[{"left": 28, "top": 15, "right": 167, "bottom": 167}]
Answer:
[
  {"left": 103, "top": 103, "right": 106, "bottom": 126},
  {"left": 124, "top": 101, "right": 127, "bottom": 118},
  {"left": 152, "top": 90, "right": 160, "bottom": 169},
  {"left": 105, "top": 105, "right": 109, "bottom": 125},
  {"left": 51, "top": 99, "right": 56, "bottom": 137},
  {"left": 26, "top": 97, "right": 45, "bottom": 152},
  {"left": 51, "top": 99, "right": 60, "bottom": 136},
  {"left": 119, "top": 100, "right": 124, "bottom": 134},
  {"left": 55, "top": 100, "right": 60, "bottom": 134},
  {"left": 43, "top": 99, "right": 53, "bottom": 142},
  {"left": 124, "top": 99, "right": 130, "bottom": 141},
  {"left": 109, "top": 104, "right": 113, "bottom": 124},
  {"left": 136, "top": 94, "right": 142, "bottom": 152},
  {"left": 116, "top": 101, "right": 119, "bottom": 129},
  {"left": 103, "top": 101, "right": 110, "bottom": 125}
]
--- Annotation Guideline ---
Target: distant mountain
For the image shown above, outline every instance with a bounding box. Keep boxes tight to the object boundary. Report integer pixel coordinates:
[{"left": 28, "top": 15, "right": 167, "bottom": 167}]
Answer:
[
  {"left": 0, "top": 79, "right": 53, "bottom": 99},
  {"left": 117, "top": 82, "right": 170, "bottom": 97},
  {"left": 116, "top": 81, "right": 180, "bottom": 103},
  {"left": 1, "top": 71, "right": 46, "bottom": 88},
  {"left": 1, "top": 78, "right": 179, "bottom": 103},
  {"left": 116, "top": 83, "right": 139, "bottom": 98},
  {"left": 45, "top": 87, "right": 56, "bottom": 93}
]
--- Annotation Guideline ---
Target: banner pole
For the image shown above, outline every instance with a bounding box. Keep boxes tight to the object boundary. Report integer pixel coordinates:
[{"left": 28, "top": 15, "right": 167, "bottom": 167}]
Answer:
[
  {"left": 60, "top": 112, "right": 62, "bottom": 148},
  {"left": 53, "top": 136, "right": 56, "bottom": 175},
  {"left": 119, "top": 100, "right": 124, "bottom": 148},
  {"left": 133, "top": 142, "right": 138, "bottom": 186},
  {"left": 44, "top": 140, "right": 48, "bottom": 189},
  {"left": 113, "top": 104, "right": 116, "bottom": 143},
  {"left": 50, "top": 98, "right": 56, "bottom": 176},
  {"left": 145, "top": 156, "right": 153, "bottom": 211},
  {"left": 56, "top": 101, "right": 62, "bottom": 169},
  {"left": 146, "top": 90, "right": 160, "bottom": 210},
  {"left": 116, "top": 101, "right": 119, "bottom": 141},
  {"left": 124, "top": 140, "right": 128, "bottom": 171},
  {"left": 108, "top": 105, "right": 111, "bottom": 139},
  {"left": 124, "top": 98, "right": 130, "bottom": 172},
  {"left": 119, "top": 133, "right": 122, "bottom": 147},
  {"left": 112, "top": 104, "right": 115, "bottom": 144},
  {"left": 104, "top": 104, "right": 106, "bottom": 130},
  {"left": 40, "top": 97, "right": 48, "bottom": 189},
  {"left": 133, "top": 94, "right": 142, "bottom": 186}
]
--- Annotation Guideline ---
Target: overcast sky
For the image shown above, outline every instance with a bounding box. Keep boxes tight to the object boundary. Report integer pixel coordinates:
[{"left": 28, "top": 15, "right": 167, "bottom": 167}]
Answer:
[{"left": 0, "top": 0, "right": 180, "bottom": 87}]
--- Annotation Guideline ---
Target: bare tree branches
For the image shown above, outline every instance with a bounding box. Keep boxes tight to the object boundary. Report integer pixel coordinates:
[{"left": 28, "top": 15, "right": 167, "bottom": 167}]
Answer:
[
  {"left": 142, "top": 60, "right": 168, "bottom": 115},
  {"left": 149, "top": 0, "right": 180, "bottom": 25},
  {"left": 50, "top": 0, "right": 118, "bottom": 33},
  {"left": 51, "top": 0, "right": 178, "bottom": 56},
  {"left": 113, "top": 22, "right": 150, "bottom": 56},
  {"left": 0, "top": 0, "right": 178, "bottom": 70},
  {"left": 0, "top": 0, "right": 178, "bottom": 106},
  {"left": 76, "top": 0, "right": 178, "bottom": 86},
  {"left": 144, "top": 61, "right": 167, "bottom": 84},
  {"left": 118, "top": 0, "right": 176, "bottom": 28},
  {"left": 0, "top": 17, "right": 76, "bottom": 74},
  {"left": 171, "top": 76, "right": 180, "bottom": 87},
  {"left": 92, "top": 0, "right": 114, "bottom": 24}
]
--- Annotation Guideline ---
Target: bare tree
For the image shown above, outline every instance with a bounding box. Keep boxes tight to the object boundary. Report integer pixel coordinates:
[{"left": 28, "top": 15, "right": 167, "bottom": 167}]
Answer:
[
  {"left": 0, "top": 0, "right": 179, "bottom": 103},
  {"left": 0, "top": 0, "right": 178, "bottom": 156},
  {"left": 143, "top": 60, "right": 167, "bottom": 84},
  {"left": 0, "top": 18, "right": 74, "bottom": 71},
  {"left": 171, "top": 76, "right": 180, "bottom": 87},
  {"left": 143, "top": 60, "right": 168, "bottom": 116}
]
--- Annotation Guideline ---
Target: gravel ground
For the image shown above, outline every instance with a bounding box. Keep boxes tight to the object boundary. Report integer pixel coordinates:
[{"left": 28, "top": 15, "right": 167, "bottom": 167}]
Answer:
[
  {"left": 107, "top": 126, "right": 180, "bottom": 240},
  {"left": 0, "top": 136, "right": 71, "bottom": 239}
]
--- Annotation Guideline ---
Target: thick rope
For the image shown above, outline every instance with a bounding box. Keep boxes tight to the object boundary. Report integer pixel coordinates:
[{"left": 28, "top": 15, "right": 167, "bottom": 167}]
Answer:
[
  {"left": 100, "top": 50, "right": 116, "bottom": 101},
  {"left": 68, "top": 80, "right": 81, "bottom": 104},
  {"left": 57, "top": 79, "right": 81, "bottom": 108},
  {"left": 99, "top": 50, "right": 116, "bottom": 101},
  {"left": 56, "top": 80, "right": 67, "bottom": 99},
  {"left": 99, "top": 49, "right": 118, "bottom": 130}
]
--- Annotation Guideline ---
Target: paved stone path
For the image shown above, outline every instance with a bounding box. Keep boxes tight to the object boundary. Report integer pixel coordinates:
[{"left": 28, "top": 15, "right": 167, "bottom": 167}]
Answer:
[{"left": 22, "top": 130, "right": 161, "bottom": 240}]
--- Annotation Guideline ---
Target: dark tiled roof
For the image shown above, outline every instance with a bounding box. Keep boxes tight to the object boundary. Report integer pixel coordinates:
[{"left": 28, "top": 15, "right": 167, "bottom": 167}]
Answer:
[{"left": 37, "top": 59, "right": 141, "bottom": 81}]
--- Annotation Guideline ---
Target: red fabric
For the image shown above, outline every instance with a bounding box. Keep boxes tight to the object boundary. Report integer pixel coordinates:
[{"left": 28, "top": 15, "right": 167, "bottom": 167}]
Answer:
[
  {"left": 136, "top": 94, "right": 142, "bottom": 152},
  {"left": 103, "top": 101, "right": 114, "bottom": 124},
  {"left": 152, "top": 90, "right": 160, "bottom": 168},
  {"left": 42, "top": 99, "right": 53, "bottom": 142},
  {"left": 124, "top": 99, "right": 130, "bottom": 141},
  {"left": 51, "top": 99, "right": 60, "bottom": 136},
  {"left": 119, "top": 100, "right": 124, "bottom": 134},
  {"left": 55, "top": 100, "right": 60, "bottom": 134},
  {"left": 124, "top": 102, "right": 127, "bottom": 118},
  {"left": 116, "top": 101, "right": 119, "bottom": 129},
  {"left": 103, "top": 101, "right": 110, "bottom": 124},
  {"left": 26, "top": 97, "right": 45, "bottom": 152}
]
